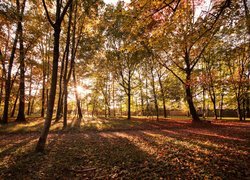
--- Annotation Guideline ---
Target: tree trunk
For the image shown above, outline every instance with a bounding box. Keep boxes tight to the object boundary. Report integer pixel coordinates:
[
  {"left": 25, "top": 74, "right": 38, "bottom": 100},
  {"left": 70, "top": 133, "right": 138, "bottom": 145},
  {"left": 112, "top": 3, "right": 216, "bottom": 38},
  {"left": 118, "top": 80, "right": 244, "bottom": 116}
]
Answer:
[
  {"left": 108, "top": 82, "right": 111, "bottom": 117},
  {"left": 127, "top": 87, "right": 131, "bottom": 120},
  {"left": 219, "top": 93, "right": 224, "bottom": 119},
  {"left": 243, "top": 0, "right": 250, "bottom": 118},
  {"left": 186, "top": 86, "right": 200, "bottom": 122},
  {"left": 30, "top": 88, "right": 38, "bottom": 115},
  {"left": 35, "top": 0, "right": 76, "bottom": 149},
  {"left": 246, "top": 74, "right": 250, "bottom": 118},
  {"left": 16, "top": 0, "right": 26, "bottom": 122},
  {"left": 1, "top": 28, "right": 19, "bottom": 124},
  {"left": 145, "top": 74, "right": 150, "bottom": 116},
  {"left": 150, "top": 67, "right": 159, "bottom": 121},
  {"left": 157, "top": 72, "right": 167, "bottom": 118},
  {"left": 140, "top": 86, "right": 144, "bottom": 116},
  {"left": 127, "top": 73, "right": 131, "bottom": 120},
  {"left": 55, "top": 44, "right": 67, "bottom": 121},
  {"left": 62, "top": 3, "right": 74, "bottom": 127},
  {"left": 185, "top": 73, "right": 200, "bottom": 123},
  {"left": 112, "top": 78, "right": 116, "bottom": 117},
  {"left": 212, "top": 98, "right": 217, "bottom": 120},
  {"left": 0, "top": 71, "right": 4, "bottom": 113},
  {"left": 237, "top": 98, "right": 243, "bottom": 121},
  {"left": 11, "top": 89, "right": 19, "bottom": 117},
  {"left": 27, "top": 67, "right": 32, "bottom": 115},
  {"left": 208, "top": 87, "right": 218, "bottom": 120},
  {"left": 63, "top": 85, "right": 68, "bottom": 128},
  {"left": 41, "top": 59, "right": 46, "bottom": 117},
  {"left": 73, "top": 66, "right": 82, "bottom": 119},
  {"left": 36, "top": 22, "right": 61, "bottom": 152}
]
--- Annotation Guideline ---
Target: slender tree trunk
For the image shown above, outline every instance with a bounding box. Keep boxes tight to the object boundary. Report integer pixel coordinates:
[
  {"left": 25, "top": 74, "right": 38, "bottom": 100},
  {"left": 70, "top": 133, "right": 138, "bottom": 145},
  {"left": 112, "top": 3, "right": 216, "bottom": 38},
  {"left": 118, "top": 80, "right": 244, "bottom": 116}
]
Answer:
[
  {"left": 73, "top": 67, "right": 82, "bottom": 119},
  {"left": 11, "top": 89, "right": 19, "bottom": 117},
  {"left": 27, "top": 67, "right": 32, "bottom": 115},
  {"left": 243, "top": 0, "right": 250, "bottom": 117},
  {"left": 150, "top": 67, "right": 159, "bottom": 120},
  {"left": 127, "top": 87, "right": 131, "bottom": 120},
  {"left": 1, "top": 28, "right": 19, "bottom": 124},
  {"left": 212, "top": 98, "right": 217, "bottom": 120},
  {"left": 237, "top": 98, "right": 243, "bottom": 121},
  {"left": 212, "top": 94, "right": 217, "bottom": 120},
  {"left": 140, "top": 85, "right": 144, "bottom": 116},
  {"left": 55, "top": 45, "right": 67, "bottom": 121},
  {"left": 108, "top": 82, "right": 111, "bottom": 117},
  {"left": 36, "top": 0, "right": 73, "bottom": 150},
  {"left": 219, "top": 93, "right": 224, "bottom": 119},
  {"left": 105, "top": 101, "right": 107, "bottom": 118},
  {"left": 62, "top": 3, "right": 74, "bottom": 128},
  {"left": 145, "top": 73, "right": 150, "bottom": 116},
  {"left": 208, "top": 87, "right": 218, "bottom": 120},
  {"left": 112, "top": 78, "right": 116, "bottom": 117},
  {"left": 246, "top": 73, "right": 250, "bottom": 118},
  {"left": 157, "top": 72, "right": 167, "bottom": 118},
  {"left": 30, "top": 88, "right": 38, "bottom": 115},
  {"left": 242, "top": 98, "right": 246, "bottom": 121},
  {"left": 41, "top": 60, "right": 46, "bottom": 117},
  {"left": 0, "top": 50, "right": 5, "bottom": 112},
  {"left": 0, "top": 73, "right": 4, "bottom": 113},
  {"left": 63, "top": 86, "right": 68, "bottom": 128},
  {"left": 36, "top": 22, "right": 62, "bottom": 152},
  {"left": 202, "top": 87, "right": 206, "bottom": 118},
  {"left": 127, "top": 72, "right": 131, "bottom": 120},
  {"left": 120, "top": 103, "right": 122, "bottom": 116}
]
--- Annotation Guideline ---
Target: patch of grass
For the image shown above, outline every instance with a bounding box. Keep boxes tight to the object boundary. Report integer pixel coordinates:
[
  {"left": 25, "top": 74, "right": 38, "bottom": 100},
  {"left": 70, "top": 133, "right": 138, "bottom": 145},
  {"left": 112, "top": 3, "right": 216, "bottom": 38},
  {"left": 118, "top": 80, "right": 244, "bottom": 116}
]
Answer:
[{"left": 79, "top": 118, "right": 145, "bottom": 131}]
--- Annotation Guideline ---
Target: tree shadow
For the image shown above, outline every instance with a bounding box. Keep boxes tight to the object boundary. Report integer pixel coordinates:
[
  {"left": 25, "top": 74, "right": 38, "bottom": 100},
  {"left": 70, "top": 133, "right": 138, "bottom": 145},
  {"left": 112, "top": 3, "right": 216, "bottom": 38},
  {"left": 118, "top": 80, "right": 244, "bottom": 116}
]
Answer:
[{"left": 0, "top": 121, "right": 249, "bottom": 179}]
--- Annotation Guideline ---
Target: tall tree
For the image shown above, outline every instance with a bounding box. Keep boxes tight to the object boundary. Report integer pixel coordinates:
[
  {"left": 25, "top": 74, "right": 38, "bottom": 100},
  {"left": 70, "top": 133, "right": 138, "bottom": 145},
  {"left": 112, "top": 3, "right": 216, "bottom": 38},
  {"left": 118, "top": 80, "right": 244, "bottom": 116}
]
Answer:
[
  {"left": 242, "top": 0, "right": 250, "bottom": 118},
  {"left": 140, "top": 0, "right": 231, "bottom": 123},
  {"left": 1, "top": 0, "right": 25, "bottom": 124},
  {"left": 16, "top": 0, "right": 27, "bottom": 122},
  {"left": 36, "top": 0, "right": 73, "bottom": 152}
]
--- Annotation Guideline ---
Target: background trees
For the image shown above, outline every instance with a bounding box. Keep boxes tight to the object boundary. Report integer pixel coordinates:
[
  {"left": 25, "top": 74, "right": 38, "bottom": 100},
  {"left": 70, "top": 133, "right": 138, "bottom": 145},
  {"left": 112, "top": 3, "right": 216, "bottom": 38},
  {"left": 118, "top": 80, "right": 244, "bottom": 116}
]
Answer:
[{"left": 0, "top": 0, "right": 249, "bottom": 151}]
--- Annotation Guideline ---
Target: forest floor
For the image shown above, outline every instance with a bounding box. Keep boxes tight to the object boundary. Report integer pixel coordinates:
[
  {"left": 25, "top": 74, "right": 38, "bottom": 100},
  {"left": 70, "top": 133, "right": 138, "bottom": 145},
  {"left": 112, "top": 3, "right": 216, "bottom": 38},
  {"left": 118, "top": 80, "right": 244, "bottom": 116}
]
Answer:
[{"left": 0, "top": 117, "right": 249, "bottom": 179}]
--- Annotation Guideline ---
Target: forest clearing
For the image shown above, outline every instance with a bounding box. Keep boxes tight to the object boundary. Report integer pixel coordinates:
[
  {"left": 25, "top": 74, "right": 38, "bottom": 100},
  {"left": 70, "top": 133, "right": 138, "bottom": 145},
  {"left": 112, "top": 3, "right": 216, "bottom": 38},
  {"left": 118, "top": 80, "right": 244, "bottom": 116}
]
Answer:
[
  {"left": 0, "top": 117, "right": 249, "bottom": 179},
  {"left": 0, "top": 0, "right": 250, "bottom": 179}
]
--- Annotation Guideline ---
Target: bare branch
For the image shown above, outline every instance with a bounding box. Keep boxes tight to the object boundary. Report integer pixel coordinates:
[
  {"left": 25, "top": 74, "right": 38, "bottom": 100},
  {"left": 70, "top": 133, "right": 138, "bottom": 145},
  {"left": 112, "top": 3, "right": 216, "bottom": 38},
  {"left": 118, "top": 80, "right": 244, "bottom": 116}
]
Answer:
[
  {"left": 155, "top": 53, "right": 185, "bottom": 85},
  {"left": 42, "top": 0, "right": 55, "bottom": 27},
  {"left": 59, "top": 0, "right": 73, "bottom": 24}
]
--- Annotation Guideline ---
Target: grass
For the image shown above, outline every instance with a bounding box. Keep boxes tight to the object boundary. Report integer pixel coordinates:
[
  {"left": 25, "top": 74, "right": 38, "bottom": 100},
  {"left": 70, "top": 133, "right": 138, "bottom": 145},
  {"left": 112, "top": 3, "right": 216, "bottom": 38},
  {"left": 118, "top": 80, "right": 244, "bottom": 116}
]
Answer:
[{"left": 0, "top": 116, "right": 249, "bottom": 179}]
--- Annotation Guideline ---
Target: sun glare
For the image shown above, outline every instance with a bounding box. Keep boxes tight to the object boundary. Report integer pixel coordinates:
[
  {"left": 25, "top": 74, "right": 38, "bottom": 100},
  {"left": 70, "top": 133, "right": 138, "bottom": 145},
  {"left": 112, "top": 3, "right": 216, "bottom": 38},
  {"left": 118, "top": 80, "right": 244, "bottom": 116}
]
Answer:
[{"left": 76, "top": 86, "right": 84, "bottom": 94}]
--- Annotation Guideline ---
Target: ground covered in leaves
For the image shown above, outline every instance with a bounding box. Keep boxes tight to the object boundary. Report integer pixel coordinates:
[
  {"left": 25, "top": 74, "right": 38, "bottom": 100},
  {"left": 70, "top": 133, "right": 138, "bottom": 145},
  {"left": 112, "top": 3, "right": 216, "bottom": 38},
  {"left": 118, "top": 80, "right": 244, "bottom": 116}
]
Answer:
[{"left": 0, "top": 117, "right": 249, "bottom": 179}]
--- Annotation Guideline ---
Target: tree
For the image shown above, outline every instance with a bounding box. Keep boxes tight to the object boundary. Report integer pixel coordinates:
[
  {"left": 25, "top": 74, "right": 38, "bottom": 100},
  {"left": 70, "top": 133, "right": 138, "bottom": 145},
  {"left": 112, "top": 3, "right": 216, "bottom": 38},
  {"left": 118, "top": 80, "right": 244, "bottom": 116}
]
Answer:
[
  {"left": 16, "top": 0, "right": 27, "bottom": 122},
  {"left": 105, "top": 2, "right": 145, "bottom": 120},
  {"left": 1, "top": 0, "right": 23, "bottom": 124},
  {"left": 139, "top": 0, "right": 231, "bottom": 123},
  {"left": 36, "top": 0, "right": 73, "bottom": 152}
]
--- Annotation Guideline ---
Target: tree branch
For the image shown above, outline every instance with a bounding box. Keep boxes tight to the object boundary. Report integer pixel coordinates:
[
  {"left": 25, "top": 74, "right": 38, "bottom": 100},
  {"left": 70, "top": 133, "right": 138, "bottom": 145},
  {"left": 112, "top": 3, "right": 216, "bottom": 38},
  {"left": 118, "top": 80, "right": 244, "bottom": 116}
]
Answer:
[
  {"left": 42, "top": 0, "right": 55, "bottom": 27},
  {"left": 59, "top": 0, "right": 74, "bottom": 24}
]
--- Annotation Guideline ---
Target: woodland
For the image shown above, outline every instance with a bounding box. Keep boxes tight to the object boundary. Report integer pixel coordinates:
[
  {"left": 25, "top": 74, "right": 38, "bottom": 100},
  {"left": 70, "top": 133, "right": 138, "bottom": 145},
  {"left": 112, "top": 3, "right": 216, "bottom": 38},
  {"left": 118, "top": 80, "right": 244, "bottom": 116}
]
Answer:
[{"left": 0, "top": 0, "right": 249, "bottom": 179}]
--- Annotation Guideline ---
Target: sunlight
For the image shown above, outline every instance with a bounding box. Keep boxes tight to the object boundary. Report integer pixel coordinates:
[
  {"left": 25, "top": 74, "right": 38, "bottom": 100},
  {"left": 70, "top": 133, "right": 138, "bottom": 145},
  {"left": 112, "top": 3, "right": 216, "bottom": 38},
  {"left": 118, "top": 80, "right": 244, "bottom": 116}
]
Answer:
[
  {"left": 76, "top": 85, "right": 84, "bottom": 94},
  {"left": 75, "top": 85, "right": 92, "bottom": 97}
]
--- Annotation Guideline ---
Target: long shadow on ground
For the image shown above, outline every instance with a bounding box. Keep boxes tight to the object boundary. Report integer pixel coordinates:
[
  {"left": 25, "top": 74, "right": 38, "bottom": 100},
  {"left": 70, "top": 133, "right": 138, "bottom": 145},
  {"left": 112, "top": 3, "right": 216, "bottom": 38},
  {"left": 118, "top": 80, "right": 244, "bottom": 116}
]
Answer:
[{"left": 0, "top": 120, "right": 249, "bottom": 179}]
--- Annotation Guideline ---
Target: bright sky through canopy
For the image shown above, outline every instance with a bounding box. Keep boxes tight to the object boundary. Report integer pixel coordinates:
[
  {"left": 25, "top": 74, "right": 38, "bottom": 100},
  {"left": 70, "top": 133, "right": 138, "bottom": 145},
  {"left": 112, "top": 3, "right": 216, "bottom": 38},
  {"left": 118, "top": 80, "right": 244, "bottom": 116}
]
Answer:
[{"left": 104, "top": 0, "right": 130, "bottom": 5}]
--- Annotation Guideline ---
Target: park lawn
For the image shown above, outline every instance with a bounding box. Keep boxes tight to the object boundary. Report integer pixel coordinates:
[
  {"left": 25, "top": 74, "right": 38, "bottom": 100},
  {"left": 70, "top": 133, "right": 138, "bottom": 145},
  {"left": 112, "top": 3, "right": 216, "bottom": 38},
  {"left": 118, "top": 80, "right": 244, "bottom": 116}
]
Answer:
[{"left": 0, "top": 117, "right": 249, "bottom": 179}]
